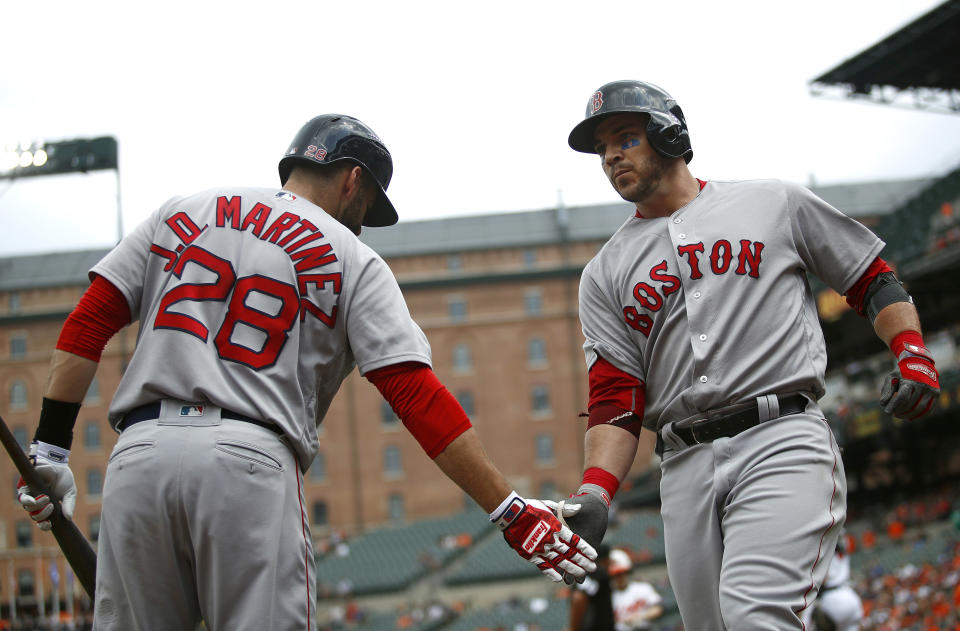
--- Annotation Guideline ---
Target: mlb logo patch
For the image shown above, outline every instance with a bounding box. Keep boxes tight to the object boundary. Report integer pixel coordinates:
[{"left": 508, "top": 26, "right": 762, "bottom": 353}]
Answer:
[{"left": 180, "top": 405, "right": 205, "bottom": 417}]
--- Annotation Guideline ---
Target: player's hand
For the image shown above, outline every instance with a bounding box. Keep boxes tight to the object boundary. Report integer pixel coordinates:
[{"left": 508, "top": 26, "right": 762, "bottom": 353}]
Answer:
[
  {"left": 549, "top": 484, "right": 610, "bottom": 584},
  {"left": 17, "top": 441, "right": 76, "bottom": 531},
  {"left": 492, "top": 492, "right": 597, "bottom": 582},
  {"left": 880, "top": 341, "right": 940, "bottom": 421},
  {"left": 560, "top": 484, "right": 610, "bottom": 550}
]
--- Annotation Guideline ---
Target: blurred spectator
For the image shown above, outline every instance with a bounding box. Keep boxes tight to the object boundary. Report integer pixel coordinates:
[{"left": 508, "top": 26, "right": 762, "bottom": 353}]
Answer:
[
  {"left": 609, "top": 549, "right": 663, "bottom": 631},
  {"left": 801, "top": 531, "right": 863, "bottom": 631},
  {"left": 569, "top": 544, "right": 615, "bottom": 631}
]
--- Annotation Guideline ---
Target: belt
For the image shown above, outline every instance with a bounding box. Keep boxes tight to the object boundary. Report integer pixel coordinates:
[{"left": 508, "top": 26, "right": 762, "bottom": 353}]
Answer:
[
  {"left": 118, "top": 402, "right": 283, "bottom": 436},
  {"left": 668, "top": 393, "right": 808, "bottom": 447}
]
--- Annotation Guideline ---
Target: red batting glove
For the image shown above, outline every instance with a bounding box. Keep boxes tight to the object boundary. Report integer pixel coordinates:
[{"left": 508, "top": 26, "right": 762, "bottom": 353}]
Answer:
[
  {"left": 491, "top": 491, "right": 597, "bottom": 582},
  {"left": 880, "top": 331, "right": 940, "bottom": 421}
]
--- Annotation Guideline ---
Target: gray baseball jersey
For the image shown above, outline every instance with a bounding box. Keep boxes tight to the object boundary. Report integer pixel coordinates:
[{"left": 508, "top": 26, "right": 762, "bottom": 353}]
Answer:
[
  {"left": 579, "top": 178, "right": 879, "bottom": 628},
  {"left": 90, "top": 186, "right": 432, "bottom": 629},
  {"left": 580, "top": 178, "right": 884, "bottom": 430},
  {"left": 93, "top": 186, "right": 431, "bottom": 471}
]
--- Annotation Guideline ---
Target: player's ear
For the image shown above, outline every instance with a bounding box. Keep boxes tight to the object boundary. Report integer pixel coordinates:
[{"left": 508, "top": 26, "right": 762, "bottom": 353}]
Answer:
[{"left": 341, "top": 165, "right": 365, "bottom": 200}]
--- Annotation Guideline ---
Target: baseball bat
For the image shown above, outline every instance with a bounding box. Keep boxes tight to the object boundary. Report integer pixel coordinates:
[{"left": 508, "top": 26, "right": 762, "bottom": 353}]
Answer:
[{"left": 0, "top": 414, "right": 96, "bottom": 599}]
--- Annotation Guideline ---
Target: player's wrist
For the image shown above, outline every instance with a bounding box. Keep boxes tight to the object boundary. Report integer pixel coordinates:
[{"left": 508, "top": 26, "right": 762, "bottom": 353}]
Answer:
[
  {"left": 579, "top": 466, "right": 619, "bottom": 502},
  {"left": 490, "top": 490, "right": 526, "bottom": 530},
  {"left": 29, "top": 439, "right": 71, "bottom": 465},
  {"left": 889, "top": 330, "right": 927, "bottom": 357},
  {"left": 33, "top": 397, "right": 80, "bottom": 451}
]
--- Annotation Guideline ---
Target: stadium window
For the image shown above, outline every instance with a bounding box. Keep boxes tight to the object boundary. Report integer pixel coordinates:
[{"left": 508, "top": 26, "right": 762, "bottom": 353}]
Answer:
[
  {"left": 539, "top": 479, "right": 558, "bottom": 499},
  {"left": 9, "top": 380, "right": 27, "bottom": 410},
  {"left": 12, "top": 426, "right": 28, "bottom": 450},
  {"left": 447, "top": 254, "right": 462, "bottom": 272},
  {"left": 310, "top": 452, "right": 326, "bottom": 482},
  {"left": 313, "top": 501, "right": 328, "bottom": 526},
  {"left": 384, "top": 445, "right": 402, "bottom": 477},
  {"left": 89, "top": 516, "right": 101, "bottom": 542},
  {"left": 16, "top": 521, "right": 32, "bottom": 548},
  {"left": 535, "top": 434, "right": 555, "bottom": 465},
  {"left": 452, "top": 343, "right": 472, "bottom": 373},
  {"left": 531, "top": 385, "right": 551, "bottom": 414},
  {"left": 17, "top": 569, "right": 34, "bottom": 597},
  {"left": 84, "top": 421, "right": 101, "bottom": 449},
  {"left": 456, "top": 391, "right": 475, "bottom": 417},
  {"left": 524, "top": 288, "right": 543, "bottom": 316},
  {"left": 448, "top": 296, "right": 467, "bottom": 322},
  {"left": 523, "top": 248, "right": 537, "bottom": 268},
  {"left": 527, "top": 337, "right": 547, "bottom": 365},
  {"left": 388, "top": 493, "right": 405, "bottom": 522},
  {"left": 84, "top": 376, "right": 100, "bottom": 404},
  {"left": 381, "top": 400, "right": 399, "bottom": 427},
  {"left": 9, "top": 333, "right": 26, "bottom": 359},
  {"left": 87, "top": 468, "right": 103, "bottom": 497},
  {"left": 9, "top": 293, "right": 20, "bottom": 313}
]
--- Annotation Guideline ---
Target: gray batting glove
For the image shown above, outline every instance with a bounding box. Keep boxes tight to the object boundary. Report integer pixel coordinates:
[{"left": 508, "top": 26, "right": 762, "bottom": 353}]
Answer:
[
  {"left": 17, "top": 441, "right": 76, "bottom": 531},
  {"left": 548, "top": 484, "right": 610, "bottom": 584},
  {"left": 879, "top": 368, "right": 939, "bottom": 420}
]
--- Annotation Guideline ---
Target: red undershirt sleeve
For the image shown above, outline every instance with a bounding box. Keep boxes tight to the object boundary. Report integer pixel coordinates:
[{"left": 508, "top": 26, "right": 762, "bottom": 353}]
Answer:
[
  {"left": 843, "top": 257, "right": 893, "bottom": 317},
  {"left": 56, "top": 274, "right": 132, "bottom": 362},
  {"left": 586, "top": 355, "right": 645, "bottom": 437},
  {"left": 365, "top": 362, "right": 473, "bottom": 459}
]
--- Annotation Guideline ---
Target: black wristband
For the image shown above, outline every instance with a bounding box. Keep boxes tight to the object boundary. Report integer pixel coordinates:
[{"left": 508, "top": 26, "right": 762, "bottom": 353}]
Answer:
[{"left": 33, "top": 397, "right": 80, "bottom": 450}]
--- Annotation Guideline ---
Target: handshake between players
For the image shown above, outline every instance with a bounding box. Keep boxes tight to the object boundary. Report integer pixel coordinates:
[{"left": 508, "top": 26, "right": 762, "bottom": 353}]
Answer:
[{"left": 494, "top": 490, "right": 606, "bottom": 585}]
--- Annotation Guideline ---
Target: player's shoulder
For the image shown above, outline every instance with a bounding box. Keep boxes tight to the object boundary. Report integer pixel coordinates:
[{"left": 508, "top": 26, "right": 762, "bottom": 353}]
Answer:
[
  {"left": 584, "top": 211, "right": 666, "bottom": 274},
  {"left": 703, "top": 177, "right": 798, "bottom": 196},
  {"left": 152, "top": 185, "right": 270, "bottom": 216},
  {"left": 583, "top": 219, "right": 631, "bottom": 276}
]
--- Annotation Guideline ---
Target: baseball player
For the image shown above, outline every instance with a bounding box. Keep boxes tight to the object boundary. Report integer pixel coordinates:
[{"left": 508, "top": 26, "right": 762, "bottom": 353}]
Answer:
[
  {"left": 570, "top": 544, "right": 617, "bottom": 631},
  {"left": 15, "top": 114, "right": 595, "bottom": 630},
  {"left": 801, "top": 532, "right": 864, "bottom": 631},
  {"left": 554, "top": 80, "right": 941, "bottom": 629},
  {"left": 607, "top": 549, "right": 663, "bottom": 631}
]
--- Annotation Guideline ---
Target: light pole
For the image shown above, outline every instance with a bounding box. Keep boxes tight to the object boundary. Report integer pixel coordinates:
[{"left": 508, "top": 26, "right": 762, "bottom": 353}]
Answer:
[{"left": 1, "top": 136, "right": 121, "bottom": 241}]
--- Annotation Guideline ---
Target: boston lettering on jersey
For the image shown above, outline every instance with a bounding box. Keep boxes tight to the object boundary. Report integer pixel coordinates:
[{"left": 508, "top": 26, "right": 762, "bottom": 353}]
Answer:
[
  {"left": 150, "top": 195, "right": 342, "bottom": 331},
  {"left": 624, "top": 238, "right": 764, "bottom": 336}
]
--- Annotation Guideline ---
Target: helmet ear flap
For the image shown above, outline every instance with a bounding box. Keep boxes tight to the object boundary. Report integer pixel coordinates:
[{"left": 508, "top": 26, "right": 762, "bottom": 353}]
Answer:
[{"left": 646, "top": 111, "right": 685, "bottom": 157}]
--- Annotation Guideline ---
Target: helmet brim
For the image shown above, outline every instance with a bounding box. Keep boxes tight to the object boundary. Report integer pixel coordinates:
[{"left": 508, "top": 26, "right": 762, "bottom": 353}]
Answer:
[
  {"left": 363, "top": 190, "right": 398, "bottom": 227},
  {"left": 568, "top": 111, "right": 619, "bottom": 154}
]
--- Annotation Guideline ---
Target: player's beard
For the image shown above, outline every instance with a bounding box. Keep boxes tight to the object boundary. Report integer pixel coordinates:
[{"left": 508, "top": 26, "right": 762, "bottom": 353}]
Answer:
[
  {"left": 613, "top": 153, "right": 667, "bottom": 204},
  {"left": 338, "top": 195, "right": 368, "bottom": 236}
]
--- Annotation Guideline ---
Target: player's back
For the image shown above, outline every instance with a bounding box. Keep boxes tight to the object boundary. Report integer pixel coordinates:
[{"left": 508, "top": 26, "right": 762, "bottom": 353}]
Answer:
[{"left": 93, "top": 186, "right": 369, "bottom": 464}]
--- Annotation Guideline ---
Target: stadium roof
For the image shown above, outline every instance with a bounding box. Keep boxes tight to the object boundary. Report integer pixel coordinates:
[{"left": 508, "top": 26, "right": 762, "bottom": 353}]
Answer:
[
  {"left": 810, "top": 0, "right": 960, "bottom": 113},
  {"left": 0, "top": 177, "right": 934, "bottom": 290},
  {"left": 361, "top": 177, "right": 932, "bottom": 257},
  {"left": 0, "top": 248, "right": 108, "bottom": 292}
]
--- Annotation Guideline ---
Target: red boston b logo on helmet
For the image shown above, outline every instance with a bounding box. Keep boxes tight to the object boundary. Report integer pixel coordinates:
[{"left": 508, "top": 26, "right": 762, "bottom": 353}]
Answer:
[{"left": 592, "top": 91, "right": 604, "bottom": 114}]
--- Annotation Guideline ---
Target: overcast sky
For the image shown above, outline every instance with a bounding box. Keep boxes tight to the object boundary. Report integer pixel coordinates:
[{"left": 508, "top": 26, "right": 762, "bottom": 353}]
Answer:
[{"left": 2, "top": 0, "right": 959, "bottom": 257}]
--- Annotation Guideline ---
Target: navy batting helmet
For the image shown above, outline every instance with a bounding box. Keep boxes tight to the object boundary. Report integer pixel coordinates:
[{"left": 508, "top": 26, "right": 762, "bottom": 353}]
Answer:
[
  {"left": 568, "top": 80, "right": 693, "bottom": 164},
  {"left": 279, "top": 114, "right": 398, "bottom": 227}
]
